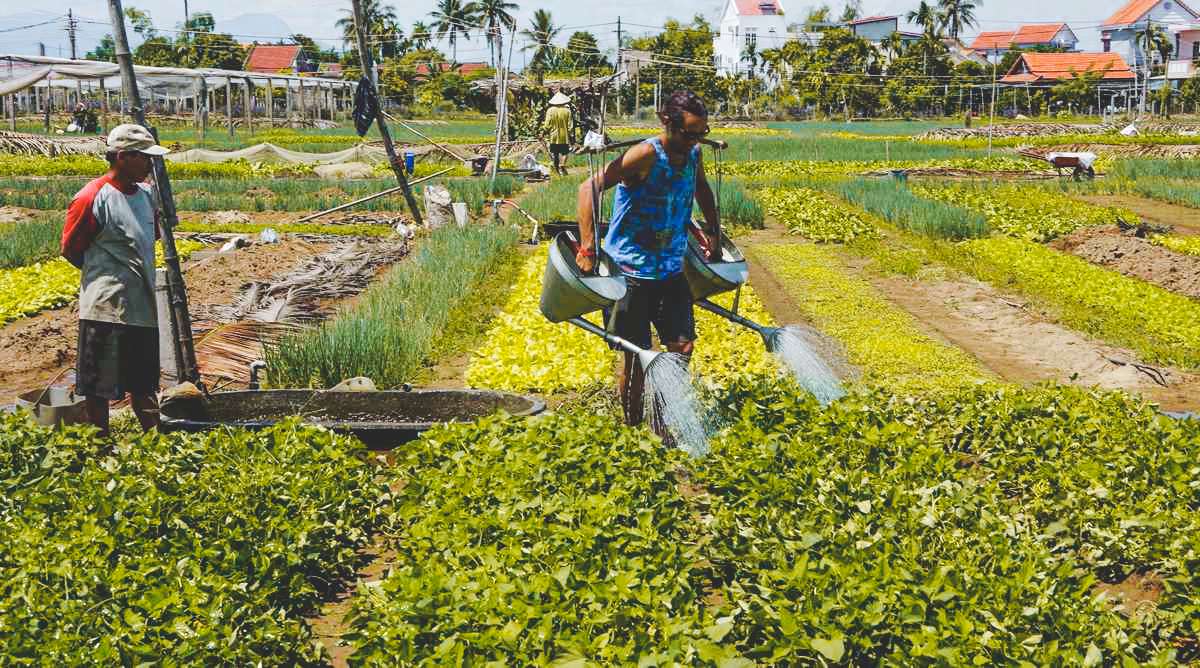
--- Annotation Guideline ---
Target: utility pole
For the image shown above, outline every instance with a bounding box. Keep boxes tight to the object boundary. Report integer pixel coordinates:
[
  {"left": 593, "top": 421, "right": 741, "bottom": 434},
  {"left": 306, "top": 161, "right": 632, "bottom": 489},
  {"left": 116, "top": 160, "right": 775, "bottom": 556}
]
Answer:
[
  {"left": 350, "top": 0, "right": 422, "bottom": 224},
  {"left": 106, "top": 0, "right": 203, "bottom": 388},
  {"left": 615, "top": 17, "right": 623, "bottom": 116},
  {"left": 67, "top": 10, "right": 82, "bottom": 102}
]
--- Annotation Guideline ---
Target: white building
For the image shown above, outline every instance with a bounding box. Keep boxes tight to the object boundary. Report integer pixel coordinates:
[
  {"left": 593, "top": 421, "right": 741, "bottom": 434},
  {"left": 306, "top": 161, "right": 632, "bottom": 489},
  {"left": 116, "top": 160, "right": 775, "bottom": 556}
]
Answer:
[
  {"left": 1101, "top": 0, "right": 1200, "bottom": 81},
  {"left": 713, "top": 0, "right": 793, "bottom": 77}
]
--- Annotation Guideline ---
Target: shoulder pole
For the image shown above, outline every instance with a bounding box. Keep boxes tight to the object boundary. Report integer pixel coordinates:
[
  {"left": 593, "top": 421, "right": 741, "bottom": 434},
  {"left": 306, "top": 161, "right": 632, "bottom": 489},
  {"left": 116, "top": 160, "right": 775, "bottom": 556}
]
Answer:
[{"left": 106, "top": 0, "right": 203, "bottom": 389}]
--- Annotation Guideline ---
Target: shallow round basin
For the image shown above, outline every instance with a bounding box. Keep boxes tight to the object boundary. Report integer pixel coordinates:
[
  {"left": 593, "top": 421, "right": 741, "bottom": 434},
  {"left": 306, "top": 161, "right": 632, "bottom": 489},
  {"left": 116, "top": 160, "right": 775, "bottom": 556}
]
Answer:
[{"left": 160, "top": 389, "right": 545, "bottom": 449}]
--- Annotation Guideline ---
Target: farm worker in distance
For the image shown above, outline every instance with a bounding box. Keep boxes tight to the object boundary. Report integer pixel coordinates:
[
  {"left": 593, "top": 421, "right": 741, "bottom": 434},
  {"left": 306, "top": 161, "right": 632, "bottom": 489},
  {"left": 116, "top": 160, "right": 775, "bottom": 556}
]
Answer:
[
  {"left": 575, "top": 89, "right": 720, "bottom": 428},
  {"left": 544, "top": 90, "right": 574, "bottom": 176},
  {"left": 61, "top": 124, "right": 169, "bottom": 437}
]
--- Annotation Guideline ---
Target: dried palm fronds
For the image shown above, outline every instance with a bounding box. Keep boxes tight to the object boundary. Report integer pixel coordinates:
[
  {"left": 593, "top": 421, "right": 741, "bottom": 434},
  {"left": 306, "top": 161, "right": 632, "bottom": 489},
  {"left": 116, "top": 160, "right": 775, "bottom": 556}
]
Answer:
[
  {"left": 194, "top": 240, "right": 410, "bottom": 324},
  {"left": 0, "top": 131, "right": 106, "bottom": 156},
  {"left": 195, "top": 320, "right": 305, "bottom": 384}
]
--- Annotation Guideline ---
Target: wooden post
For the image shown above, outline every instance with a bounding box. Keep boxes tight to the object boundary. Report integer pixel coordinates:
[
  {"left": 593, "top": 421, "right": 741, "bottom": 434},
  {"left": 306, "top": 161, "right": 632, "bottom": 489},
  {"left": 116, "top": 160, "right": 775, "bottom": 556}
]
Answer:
[
  {"left": 197, "top": 76, "right": 207, "bottom": 146},
  {"left": 243, "top": 77, "right": 252, "bottom": 134},
  {"left": 43, "top": 79, "right": 51, "bottom": 132},
  {"left": 98, "top": 78, "right": 107, "bottom": 131},
  {"left": 298, "top": 77, "right": 306, "bottom": 123},
  {"left": 192, "top": 77, "right": 201, "bottom": 130},
  {"left": 106, "top": 0, "right": 202, "bottom": 388},
  {"left": 225, "top": 76, "right": 233, "bottom": 138},
  {"left": 266, "top": 78, "right": 273, "bottom": 126},
  {"left": 350, "top": 0, "right": 422, "bottom": 225}
]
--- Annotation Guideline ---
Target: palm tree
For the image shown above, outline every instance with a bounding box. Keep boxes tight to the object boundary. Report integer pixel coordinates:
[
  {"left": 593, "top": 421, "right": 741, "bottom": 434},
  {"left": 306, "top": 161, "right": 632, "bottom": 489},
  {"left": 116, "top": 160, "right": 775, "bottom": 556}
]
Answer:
[
  {"left": 411, "top": 21, "right": 433, "bottom": 50},
  {"left": 430, "top": 0, "right": 474, "bottom": 63},
  {"left": 467, "top": 0, "right": 519, "bottom": 67},
  {"left": 1136, "top": 24, "right": 1173, "bottom": 113},
  {"left": 521, "top": 9, "right": 561, "bottom": 82},
  {"left": 906, "top": 1, "right": 939, "bottom": 39},
  {"left": 840, "top": 1, "right": 862, "bottom": 23},
  {"left": 335, "top": 0, "right": 399, "bottom": 60},
  {"left": 937, "top": 0, "right": 979, "bottom": 42},
  {"left": 882, "top": 31, "right": 905, "bottom": 64},
  {"left": 741, "top": 40, "right": 759, "bottom": 79}
]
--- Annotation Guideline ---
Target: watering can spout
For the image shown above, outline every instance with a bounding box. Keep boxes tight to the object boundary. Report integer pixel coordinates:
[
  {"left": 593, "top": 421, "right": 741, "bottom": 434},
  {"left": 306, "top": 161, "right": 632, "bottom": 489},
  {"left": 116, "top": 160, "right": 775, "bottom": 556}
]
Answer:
[{"left": 637, "top": 349, "right": 662, "bottom": 371}]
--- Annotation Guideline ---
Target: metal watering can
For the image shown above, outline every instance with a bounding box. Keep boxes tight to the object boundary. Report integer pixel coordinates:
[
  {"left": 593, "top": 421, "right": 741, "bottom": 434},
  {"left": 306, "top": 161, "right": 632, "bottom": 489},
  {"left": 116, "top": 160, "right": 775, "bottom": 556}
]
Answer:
[
  {"left": 539, "top": 231, "right": 665, "bottom": 371},
  {"left": 681, "top": 230, "right": 786, "bottom": 346}
]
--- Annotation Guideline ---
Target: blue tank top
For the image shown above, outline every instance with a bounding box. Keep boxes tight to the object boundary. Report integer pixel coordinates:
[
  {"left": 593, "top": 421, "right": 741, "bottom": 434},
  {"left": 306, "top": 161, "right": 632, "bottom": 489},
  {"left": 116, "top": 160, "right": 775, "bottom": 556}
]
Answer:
[{"left": 603, "top": 138, "right": 700, "bottom": 280}]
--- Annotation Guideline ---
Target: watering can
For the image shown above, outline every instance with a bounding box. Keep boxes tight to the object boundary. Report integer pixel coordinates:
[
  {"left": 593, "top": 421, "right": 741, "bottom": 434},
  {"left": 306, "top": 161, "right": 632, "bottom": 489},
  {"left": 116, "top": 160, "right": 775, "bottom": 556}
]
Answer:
[
  {"left": 539, "top": 231, "right": 666, "bottom": 370},
  {"left": 16, "top": 386, "right": 88, "bottom": 427},
  {"left": 539, "top": 231, "right": 626, "bottom": 323},
  {"left": 682, "top": 229, "right": 785, "bottom": 346},
  {"left": 682, "top": 227, "right": 749, "bottom": 302}
]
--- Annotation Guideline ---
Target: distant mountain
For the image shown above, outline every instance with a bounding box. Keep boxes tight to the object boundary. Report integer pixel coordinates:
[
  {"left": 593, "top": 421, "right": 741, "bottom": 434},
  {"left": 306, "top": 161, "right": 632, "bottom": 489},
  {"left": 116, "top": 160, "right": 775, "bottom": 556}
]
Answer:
[{"left": 217, "top": 14, "right": 295, "bottom": 44}]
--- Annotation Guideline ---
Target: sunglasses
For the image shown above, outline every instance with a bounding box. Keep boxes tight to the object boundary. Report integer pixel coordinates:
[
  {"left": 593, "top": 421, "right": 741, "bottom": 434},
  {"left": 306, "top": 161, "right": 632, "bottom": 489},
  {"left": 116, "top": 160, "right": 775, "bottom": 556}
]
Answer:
[{"left": 673, "top": 125, "right": 710, "bottom": 141}]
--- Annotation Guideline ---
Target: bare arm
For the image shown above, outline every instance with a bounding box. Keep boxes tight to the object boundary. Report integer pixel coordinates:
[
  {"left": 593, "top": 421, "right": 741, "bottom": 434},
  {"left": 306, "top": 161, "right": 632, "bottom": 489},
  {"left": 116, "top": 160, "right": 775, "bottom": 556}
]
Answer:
[{"left": 575, "top": 143, "right": 655, "bottom": 271}]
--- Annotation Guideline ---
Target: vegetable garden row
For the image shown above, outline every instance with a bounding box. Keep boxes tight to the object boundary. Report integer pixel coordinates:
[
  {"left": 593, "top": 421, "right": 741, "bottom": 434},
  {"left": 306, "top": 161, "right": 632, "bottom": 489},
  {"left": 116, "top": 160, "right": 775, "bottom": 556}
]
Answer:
[{"left": 3, "top": 120, "right": 1200, "bottom": 664}]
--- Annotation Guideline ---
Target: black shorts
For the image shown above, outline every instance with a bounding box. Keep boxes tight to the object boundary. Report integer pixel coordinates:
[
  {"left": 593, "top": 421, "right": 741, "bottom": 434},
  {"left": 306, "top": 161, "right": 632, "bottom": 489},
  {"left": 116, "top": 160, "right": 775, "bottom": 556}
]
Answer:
[
  {"left": 550, "top": 143, "right": 570, "bottom": 155},
  {"left": 76, "top": 320, "right": 159, "bottom": 400},
  {"left": 604, "top": 273, "right": 696, "bottom": 351}
]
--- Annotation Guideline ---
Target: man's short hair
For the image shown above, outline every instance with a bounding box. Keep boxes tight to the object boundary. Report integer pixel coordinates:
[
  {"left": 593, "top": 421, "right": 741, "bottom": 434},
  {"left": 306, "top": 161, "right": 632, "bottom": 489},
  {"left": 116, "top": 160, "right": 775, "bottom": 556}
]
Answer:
[
  {"left": 104, "top": 149, "right": 119, "bottom": 166},
  {"left": 659, "top": 90, "right": 707, "bottom": 128}
]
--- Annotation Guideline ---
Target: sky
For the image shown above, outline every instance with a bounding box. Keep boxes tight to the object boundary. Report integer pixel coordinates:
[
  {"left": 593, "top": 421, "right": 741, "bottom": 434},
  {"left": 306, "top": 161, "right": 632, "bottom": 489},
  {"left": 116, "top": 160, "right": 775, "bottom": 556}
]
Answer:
[{"left": 0, "top": 0, "right": 1131, "bottom": 63}]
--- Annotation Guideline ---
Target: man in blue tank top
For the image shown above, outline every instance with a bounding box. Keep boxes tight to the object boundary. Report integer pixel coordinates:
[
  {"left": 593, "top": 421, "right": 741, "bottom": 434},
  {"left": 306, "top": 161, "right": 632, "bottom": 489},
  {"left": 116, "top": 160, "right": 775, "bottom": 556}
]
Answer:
[{"left": 575, "top": 90, "right": 720, "bottom": 427}]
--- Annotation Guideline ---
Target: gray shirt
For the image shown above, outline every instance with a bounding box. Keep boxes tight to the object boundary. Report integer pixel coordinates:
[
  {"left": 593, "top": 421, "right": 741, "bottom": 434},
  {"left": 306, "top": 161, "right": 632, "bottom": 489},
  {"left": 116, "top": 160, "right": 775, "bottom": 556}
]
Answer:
[{"left": 75, "top": 178, "right": 158, "bottom": 327}]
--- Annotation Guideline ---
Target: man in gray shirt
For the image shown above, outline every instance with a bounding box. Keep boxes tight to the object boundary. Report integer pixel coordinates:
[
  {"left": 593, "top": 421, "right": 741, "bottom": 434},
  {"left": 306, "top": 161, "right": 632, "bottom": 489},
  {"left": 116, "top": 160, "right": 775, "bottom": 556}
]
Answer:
[{"left": 61, "top": 124, "right": 169, "bottom": 436}]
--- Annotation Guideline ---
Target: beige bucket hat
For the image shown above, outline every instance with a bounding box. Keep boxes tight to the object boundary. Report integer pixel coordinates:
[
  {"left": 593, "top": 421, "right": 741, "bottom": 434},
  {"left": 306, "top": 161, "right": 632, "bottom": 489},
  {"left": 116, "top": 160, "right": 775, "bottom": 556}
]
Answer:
[{"left": 107, "top": 123, "right": 170, "bottom": 156}]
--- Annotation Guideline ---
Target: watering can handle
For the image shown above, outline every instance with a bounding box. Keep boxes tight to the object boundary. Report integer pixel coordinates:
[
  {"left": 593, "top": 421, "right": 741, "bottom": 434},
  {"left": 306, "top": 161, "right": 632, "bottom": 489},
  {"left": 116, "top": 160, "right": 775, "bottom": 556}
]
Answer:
[{"left": 31, "top": 367, "right": 76, "bottom": 415}]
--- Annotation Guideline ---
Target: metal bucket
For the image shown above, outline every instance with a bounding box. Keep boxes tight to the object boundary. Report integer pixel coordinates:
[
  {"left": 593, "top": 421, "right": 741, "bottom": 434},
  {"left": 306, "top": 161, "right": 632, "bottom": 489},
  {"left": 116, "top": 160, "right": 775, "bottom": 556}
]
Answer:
[
  {"left": 683, "top": 231, "right": 749, "bottom": 301},
  {"left": 539, "top": 231, "right": 627, "bottom": 323},
  {"left": 16, "top": 386, "right": 88, "bottom": 427}
]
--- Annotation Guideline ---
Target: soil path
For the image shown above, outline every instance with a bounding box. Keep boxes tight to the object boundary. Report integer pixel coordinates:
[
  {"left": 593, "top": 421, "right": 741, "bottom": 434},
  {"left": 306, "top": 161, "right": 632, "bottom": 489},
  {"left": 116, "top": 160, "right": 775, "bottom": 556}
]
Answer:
[
  {"left": 1052, "top": 225, "right": 1200, "bottom": 300},
  {"left": 0, "top": 238, "right": 329, "bottom": 398},
  {"left": 868, "top": 272, "right": 1200, "bottom": 412},
  {"left": 1078, "top": 194, "right": 1200, "bottom": 236},
  {"left": 741, "top": 220, "right": 1200, "bottom": 412}
]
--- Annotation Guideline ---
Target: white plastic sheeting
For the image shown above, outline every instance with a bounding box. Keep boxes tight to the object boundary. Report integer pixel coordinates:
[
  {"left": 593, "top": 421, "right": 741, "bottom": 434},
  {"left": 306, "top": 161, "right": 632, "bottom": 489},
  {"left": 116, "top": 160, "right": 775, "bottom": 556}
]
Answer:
[
  {"left": 167, "top": 142, "right": 388, "bottom": 165},
  {"left": 0, "top": 54, "right": 351, "bottom": 98}
]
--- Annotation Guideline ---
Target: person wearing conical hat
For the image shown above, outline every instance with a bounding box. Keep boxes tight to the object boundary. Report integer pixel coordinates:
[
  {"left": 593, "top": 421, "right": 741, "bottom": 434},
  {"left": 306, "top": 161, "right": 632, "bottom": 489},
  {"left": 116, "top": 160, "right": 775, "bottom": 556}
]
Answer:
[{"left": 544, "top": 90, "right": 574, "bottom": 176}]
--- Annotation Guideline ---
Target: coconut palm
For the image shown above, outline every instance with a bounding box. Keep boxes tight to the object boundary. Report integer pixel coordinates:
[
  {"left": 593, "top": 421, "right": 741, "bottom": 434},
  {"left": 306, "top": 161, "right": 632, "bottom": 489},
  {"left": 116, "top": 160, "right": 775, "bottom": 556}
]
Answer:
[
  {"left": 521, "top": 9, "right": 561, "bottom": 82},
  {"left": 430, "top": 0, "right": 474, "bottom": 63},
  {"left": 467, "top": 0, "right": 519, "bottom": 67},
  {"left": 411, "top": 21, "right": 434, "bottom": 50},
  {"left": 1136, "top": 24, "right": 1173, "bottom": 113},
  {"left": 906, "top": 1, "right": 940, "bottom": 39},
  {"left": 937, "top": 0, "right": 979, "bottom": 41},
  {"left": 335, "top": 0, "right": 398, "bottom": 58}
]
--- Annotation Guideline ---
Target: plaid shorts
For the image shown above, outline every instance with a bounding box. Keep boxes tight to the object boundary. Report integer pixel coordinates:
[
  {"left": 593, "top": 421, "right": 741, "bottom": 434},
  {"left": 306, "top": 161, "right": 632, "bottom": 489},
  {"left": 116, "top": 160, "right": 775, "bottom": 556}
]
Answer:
[{"left": 76, "top": 320, "right": 160, "bottom": 400}]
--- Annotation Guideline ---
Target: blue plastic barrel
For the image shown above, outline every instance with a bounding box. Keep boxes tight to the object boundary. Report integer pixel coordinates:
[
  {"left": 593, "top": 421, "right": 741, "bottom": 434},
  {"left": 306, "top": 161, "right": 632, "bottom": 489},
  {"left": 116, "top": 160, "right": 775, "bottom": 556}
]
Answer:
[{"left": 404, "top": 151, "right": 415, "bottom": 174}]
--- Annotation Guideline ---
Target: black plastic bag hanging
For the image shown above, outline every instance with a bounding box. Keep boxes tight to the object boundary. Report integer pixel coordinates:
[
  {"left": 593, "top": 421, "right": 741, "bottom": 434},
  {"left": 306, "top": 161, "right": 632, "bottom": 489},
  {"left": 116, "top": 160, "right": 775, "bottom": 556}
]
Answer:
[{"left": 352, "top": 76, "right": 378, "bottom": 137}]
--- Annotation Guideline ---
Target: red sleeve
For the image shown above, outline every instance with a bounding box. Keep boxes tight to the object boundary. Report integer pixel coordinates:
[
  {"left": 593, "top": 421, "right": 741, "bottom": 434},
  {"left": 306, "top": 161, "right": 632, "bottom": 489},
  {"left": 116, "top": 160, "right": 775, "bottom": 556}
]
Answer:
[{"left": 61, "top": 176, "right": 108, "bottom": 268}]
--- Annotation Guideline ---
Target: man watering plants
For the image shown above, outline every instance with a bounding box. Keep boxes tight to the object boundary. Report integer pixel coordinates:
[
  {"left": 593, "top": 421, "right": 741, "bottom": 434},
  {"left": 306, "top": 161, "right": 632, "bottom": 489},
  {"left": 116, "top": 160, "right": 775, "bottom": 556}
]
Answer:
[
  {"left": 60, "top": 124, "right": 169, "bottom": 437},
  {"left": 575, "top": 89, "right": 720, "bottom": 427}
]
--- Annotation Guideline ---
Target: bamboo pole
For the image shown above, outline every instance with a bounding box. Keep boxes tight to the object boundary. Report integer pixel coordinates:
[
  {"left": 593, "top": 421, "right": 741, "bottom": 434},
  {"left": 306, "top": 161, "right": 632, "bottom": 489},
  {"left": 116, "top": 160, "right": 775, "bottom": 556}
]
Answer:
[
  {"left": 266, "top": 78, "right": 273, "bottom": 126},
  {"left": 106, "top": 0, "right": 202, "bottom": 388},
  {"left": 350, "top": 0, "right": 423, "bottom": 225},
  {"left": 295, "top": 167, "right": 454, "bottom": 223}
]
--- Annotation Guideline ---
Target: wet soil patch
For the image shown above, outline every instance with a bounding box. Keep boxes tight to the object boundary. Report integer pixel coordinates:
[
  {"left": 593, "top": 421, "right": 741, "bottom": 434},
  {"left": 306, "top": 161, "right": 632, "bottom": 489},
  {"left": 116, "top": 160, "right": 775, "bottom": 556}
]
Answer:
[{"left": 1052, "top": 225, "right": 1200, "bottom": 300}]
